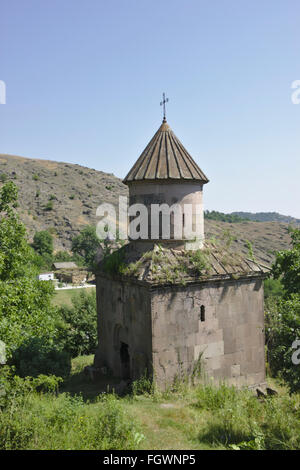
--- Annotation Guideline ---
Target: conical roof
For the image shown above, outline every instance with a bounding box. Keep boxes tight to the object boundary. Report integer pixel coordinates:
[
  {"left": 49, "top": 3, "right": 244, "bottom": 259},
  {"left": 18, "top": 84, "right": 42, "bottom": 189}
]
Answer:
[{"left": 123, "top": 121, "right": 209, "bottom": 184}]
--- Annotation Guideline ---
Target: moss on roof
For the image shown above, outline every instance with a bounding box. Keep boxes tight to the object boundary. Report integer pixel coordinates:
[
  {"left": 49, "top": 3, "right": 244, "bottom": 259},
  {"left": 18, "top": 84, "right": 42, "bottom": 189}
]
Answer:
[{"left": 97, "top": 239, "right": 269, "bottom": 286}]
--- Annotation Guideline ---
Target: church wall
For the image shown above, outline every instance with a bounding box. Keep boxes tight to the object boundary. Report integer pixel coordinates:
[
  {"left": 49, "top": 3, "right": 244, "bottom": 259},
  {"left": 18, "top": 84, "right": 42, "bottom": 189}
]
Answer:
[
  {"left": 94, "top": 274, "right": 153, "bottom": 380},
  {"left": 150, "top": 277, "right": 266, "bottom": 389}
]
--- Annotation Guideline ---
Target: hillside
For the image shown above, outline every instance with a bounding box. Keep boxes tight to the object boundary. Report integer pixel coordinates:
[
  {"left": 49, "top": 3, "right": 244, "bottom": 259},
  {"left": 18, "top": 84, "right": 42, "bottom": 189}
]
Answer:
[
  {"left": 231, "top": 211, "right": 300, "bottom": 225},
  {"left": 0, "top": 154, "right": 127, "bottom": 251},
  {"left": 0, "top": 153, "right": 294, "bottom": 265}
]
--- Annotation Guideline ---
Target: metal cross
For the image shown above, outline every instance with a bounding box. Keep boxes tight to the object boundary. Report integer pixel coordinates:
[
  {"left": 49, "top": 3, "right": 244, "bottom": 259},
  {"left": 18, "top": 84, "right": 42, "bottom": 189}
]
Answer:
[{"left": 160, "top": 93, "right": 169, "bottom": 122}]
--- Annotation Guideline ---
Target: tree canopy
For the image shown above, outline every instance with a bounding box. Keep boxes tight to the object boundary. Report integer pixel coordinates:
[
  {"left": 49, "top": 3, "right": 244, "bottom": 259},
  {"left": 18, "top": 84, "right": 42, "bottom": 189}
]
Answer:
[
  {"left": 32, "top": 230, "right": 53, "bottom": 256},
  {"left": 0, "top": 182, "right": 58, "bottom": 357},
  {"left": 271, "top": 227, "right": 300, "bottom": 296},
  {"left": 71, "top": 225, "right": 101, "bottom": 269}
]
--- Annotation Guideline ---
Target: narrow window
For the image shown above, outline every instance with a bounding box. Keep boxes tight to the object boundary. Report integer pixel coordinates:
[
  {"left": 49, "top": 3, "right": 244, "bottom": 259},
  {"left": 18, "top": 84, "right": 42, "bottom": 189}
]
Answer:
[{"left": 200, "top": 305, "right": 205, "bottom": 322}]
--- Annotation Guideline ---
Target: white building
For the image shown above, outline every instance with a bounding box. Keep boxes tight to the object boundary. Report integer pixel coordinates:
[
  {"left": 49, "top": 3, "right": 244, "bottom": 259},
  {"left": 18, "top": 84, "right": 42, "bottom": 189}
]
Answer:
[{"left": 37, "top": 272, "right": 54, "bottom": 281}]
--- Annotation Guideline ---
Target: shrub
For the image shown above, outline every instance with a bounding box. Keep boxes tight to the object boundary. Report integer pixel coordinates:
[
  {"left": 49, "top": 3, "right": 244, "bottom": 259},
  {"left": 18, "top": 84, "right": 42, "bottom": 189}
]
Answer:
[
  {"left": 264, "top": 278, "right": 285, "bottom": 300},
  {"left": 58, "top": 290, "right": 97, "bottom": 357},
  {"left": 103, "top": 248, "right": 126, "bottom": 275},
  {"left": 266, "top": 294, "right": 300, "bottom": 392},
  {"left": 32, "top": 230, "right": 53, "bottom": 256},
  {"left": 0, "top": 173, "right": 8, "bottom": 182},
  {"left": 11, "top": 337, "right": 71, "bottom": 378},
  {"left": 44, "top": 201, "right": 54, "bottom": 211},
  {"left": 0, "top": 367, "right": 141, "bottom": 450}
]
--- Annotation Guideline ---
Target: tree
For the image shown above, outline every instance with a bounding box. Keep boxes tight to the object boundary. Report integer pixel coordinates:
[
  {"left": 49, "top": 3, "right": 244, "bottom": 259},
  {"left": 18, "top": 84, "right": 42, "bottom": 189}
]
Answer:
[
  {"left": 32, "top": 230, "right": 53, "bottom": 256},
  {"left": 266, "top": 294, "right": 300, "bottom": 393},
  {"left": 271, "top": 227, "right": 300, "bottom": 296},
  {"left": 266, "top": 228, "right": 300, "bottom": 392},
  {"left": 0, "top": 183, "right": 58, "bottom": 357},
  {"left": 57, "top": 290, "right": 97, "bottom": 357},
  {"left": 71, "top": 225, "right": 100, "bottom": 269}
]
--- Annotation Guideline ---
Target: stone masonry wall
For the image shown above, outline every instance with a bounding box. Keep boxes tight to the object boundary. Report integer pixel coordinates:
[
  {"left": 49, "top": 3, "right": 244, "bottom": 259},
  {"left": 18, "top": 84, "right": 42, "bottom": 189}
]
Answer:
[
  {"left": 94, "top": 275, "right": 152, "bottom": 380},
  {"left": 151, "top": 278, "right": 265, "bottom": 389}
]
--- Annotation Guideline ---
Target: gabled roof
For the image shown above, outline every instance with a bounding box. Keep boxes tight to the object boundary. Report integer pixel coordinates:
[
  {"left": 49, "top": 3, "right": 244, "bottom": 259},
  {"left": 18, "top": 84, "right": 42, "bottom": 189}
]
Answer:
[
  {"left": 53, "top": 262, "right": 78, "bottom": 270},
  {"left": 123, "top": 121, "right": 209, "bottom": 184}
]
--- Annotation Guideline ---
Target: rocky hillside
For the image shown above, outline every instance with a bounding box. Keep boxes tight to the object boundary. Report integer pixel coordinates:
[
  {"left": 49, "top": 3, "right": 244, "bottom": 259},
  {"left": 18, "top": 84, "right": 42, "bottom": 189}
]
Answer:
[
  {"left": 0, "top": 153, "right": 294, "bottom": 265},
  {"left": 0, "top": 154, "right": 127, "bottom": 251}
]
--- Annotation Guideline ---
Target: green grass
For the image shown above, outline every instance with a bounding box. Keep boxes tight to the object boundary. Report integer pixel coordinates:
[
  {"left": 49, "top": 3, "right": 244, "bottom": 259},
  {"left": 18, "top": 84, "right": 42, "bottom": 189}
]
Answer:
[
  {"left": 2, "top": 355, "right": 300, "bottom": 450},
  {"left": 52, "top": 286, "right": 95, "bottom": 307}
]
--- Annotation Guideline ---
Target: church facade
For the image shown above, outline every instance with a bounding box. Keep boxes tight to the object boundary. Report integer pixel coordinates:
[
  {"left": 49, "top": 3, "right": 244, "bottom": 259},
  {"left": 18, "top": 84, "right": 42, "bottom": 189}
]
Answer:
[{"left": 94, "top": 118, "right": 267, "bottom": 389}]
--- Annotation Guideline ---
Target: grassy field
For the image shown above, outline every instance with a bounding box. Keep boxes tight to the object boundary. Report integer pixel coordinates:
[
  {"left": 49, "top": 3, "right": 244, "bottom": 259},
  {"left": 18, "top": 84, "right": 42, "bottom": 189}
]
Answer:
[
  {"left": 52, "top": 286, "right": 95, "bottom": 307},
  {"left": 2, "top": 355, "right": 300, "bottom": 450},
  {"left": 60, "top": 356, "right": 300, "bottom": 450}
]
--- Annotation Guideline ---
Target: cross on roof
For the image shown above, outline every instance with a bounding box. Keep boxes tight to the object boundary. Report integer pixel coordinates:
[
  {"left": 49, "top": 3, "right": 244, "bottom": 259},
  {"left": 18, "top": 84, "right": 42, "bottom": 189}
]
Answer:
[{"left": 160, "top": 93, "right": 169, "bottom": 122}]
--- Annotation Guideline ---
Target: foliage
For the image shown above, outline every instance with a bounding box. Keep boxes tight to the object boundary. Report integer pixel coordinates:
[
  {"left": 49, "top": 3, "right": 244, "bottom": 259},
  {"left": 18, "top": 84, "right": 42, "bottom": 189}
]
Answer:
[
  {"left": 265, "top": 228, "right": 300, "bottom": 392},
  {"left": 271, "top": 227, "right": 300, "bottom": 296},
  {"left": 196, "top": 383, "right": 300, "bottom": 449},
  {"left": 0, "top": 365, "right": 141, "bottom": 450},
  {"left": 32, "top": 230, "right": 53, "bottom": 256},
  {"left": 204, "top": 210, "right": 250, "bottom": 223},
  {"left": 187, "top": 249, "right": 209, "bottom": 275},
  {"left": 264, "top": 278, "right": 285, "bottom": 300},
  {"left": 131, "top": 372, "right": 155, "bottom": 396},
  {"left": 265, "top": 294, "right": 300, "bottom": 393},
  {"left": 44, "top": 201, "right": 54, "bottom": 211},
  {"left": 245, "top": 239, "right": 255, "bottom": 260},
  {"left": 58, "top": 290, "right": 97, "bottom": 357},
  {"left": 0, "top": 182, "right": 59, "bottom": 357},
  {"left": 102, "top": 247, "right": 126, "bottom": 275},
  {"left": 10, "top": 337, "right": 71, "bottom": 378},
  {"left": 71, "top": 225, "right": 101, "bottom": 269}
]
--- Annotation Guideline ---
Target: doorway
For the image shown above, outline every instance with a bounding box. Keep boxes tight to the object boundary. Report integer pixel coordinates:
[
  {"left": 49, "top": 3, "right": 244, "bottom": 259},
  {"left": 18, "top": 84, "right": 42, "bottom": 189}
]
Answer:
[{"left": 120, "top": 342, "right": 130, "bottom": 379}]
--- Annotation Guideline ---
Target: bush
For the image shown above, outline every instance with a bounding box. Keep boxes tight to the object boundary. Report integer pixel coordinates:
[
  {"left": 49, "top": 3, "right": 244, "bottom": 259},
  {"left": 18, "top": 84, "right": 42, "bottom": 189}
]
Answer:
[
  {"left": 0, "top": 367, "right": 142, "bottom": 450},
  {"left": 266, "top": 295, "right": 300, "bottom": 392},
  {"left": 11, "top": 337, "right": 71, "bottom": 378},
  {"left": 264, "top": 278, "right": 285, "bottom": 300},
  {"left": 44, "top": 201, "right": 54, "bottom": 211},
  {"left": 32, "top": 230, "right": 53, "bottom": 256},
  {"left": 58, "top": 290, "right": 97, "bottom": 357}
]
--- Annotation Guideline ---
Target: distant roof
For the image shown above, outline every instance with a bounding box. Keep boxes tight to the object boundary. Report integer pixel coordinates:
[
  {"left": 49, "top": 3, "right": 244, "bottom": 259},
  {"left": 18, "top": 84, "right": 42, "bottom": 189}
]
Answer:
[
  {"left": 123, "top": 121, "right": 209, "bottom": 184},
  {"left": 53, "top": 262, "right": 78, "bottom": 269}
]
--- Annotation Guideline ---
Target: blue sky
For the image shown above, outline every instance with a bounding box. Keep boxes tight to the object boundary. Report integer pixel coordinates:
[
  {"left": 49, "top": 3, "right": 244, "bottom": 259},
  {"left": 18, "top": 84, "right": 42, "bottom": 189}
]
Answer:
[{"left": 1, "top": 0, "right": 300, "bottom": 217}]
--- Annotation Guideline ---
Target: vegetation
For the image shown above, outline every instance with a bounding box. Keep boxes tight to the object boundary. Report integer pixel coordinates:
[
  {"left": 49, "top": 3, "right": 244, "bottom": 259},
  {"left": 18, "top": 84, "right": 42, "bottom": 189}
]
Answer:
[
  {"left": 32, "top": 230, "right": 53, "bottom": 256},
  {"left": 0, "top": 364, "right": 140, "bottom": 450},
  {"left": 58, "top": 290, "right": 97, "bottom": 358},
  {"left": 44, "top": 201, "right": 54, "bottom": 211},
  {"left": 2, "top": 356, "right": 300, "bottom": 450},
  {"left": 204, "top": 210, "right": 250, "bottom": 223},
  {"left": 271, "top": 227, "right": 300, "bottom": 296},
  {"left": 71, "top": 225, "right": 101, "bottom": 269},
  {"left": 0, "top": 182, "right": 59, "bottom": 358},
  {"left": 265, "top": 227, "right": 300, "bottom": 392}
]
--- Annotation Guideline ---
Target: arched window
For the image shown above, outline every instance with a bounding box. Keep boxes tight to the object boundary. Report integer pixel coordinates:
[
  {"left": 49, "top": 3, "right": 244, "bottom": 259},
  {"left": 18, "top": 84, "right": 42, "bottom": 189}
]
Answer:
[{"left": 200, "top": 305, "right": 205, "bottom": 322}]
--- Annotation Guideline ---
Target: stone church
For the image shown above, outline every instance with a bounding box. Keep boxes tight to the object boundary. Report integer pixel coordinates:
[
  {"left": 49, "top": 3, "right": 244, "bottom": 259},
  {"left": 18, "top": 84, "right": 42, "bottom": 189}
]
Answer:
[{"left": 94, "top": 116, "right": 267, "bottom": 390}]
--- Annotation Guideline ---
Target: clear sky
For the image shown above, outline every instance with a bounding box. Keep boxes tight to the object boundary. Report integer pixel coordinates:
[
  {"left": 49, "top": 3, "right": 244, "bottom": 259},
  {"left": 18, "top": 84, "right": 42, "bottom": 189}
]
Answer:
[{"left": 1, "top": 0, "right": 300, "bottom": 217}]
